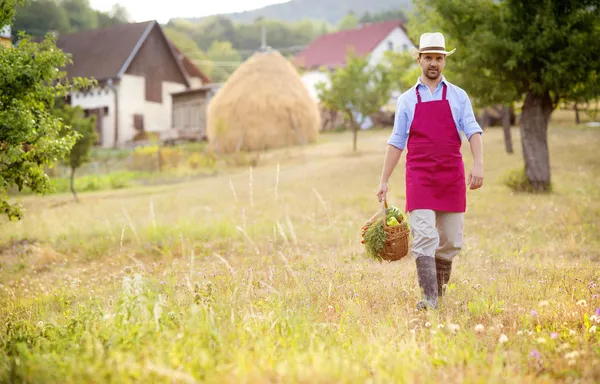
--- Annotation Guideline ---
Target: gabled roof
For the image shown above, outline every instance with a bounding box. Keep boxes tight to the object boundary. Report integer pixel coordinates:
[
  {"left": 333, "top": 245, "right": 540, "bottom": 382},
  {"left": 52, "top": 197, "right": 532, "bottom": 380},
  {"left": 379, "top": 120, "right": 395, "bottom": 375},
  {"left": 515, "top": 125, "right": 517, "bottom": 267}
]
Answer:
[
  {"left": 293, "top": 20, "right": 409, "bottom": 70},
  {"left": 170, "top": 43, "right": 211, "bottom": 84},
  {"left": 47, "top": 20, "right": 207, "bottom": 86}
]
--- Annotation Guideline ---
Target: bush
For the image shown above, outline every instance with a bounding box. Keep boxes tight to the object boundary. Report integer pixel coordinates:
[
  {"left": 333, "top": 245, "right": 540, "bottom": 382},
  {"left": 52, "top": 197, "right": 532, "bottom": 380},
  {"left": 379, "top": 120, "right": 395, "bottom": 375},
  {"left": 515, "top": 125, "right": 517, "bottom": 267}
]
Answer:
[{"left": 502, "top": 166, "right": 553, "bottom": 193}]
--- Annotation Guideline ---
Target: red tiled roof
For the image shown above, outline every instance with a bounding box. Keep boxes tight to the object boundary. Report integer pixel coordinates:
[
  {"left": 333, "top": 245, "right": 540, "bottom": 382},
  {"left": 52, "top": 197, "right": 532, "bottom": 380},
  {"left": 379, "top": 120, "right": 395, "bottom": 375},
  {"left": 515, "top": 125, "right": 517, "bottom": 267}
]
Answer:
[{"left": 293, "top": 20, "right": 408, "bottom": 69}]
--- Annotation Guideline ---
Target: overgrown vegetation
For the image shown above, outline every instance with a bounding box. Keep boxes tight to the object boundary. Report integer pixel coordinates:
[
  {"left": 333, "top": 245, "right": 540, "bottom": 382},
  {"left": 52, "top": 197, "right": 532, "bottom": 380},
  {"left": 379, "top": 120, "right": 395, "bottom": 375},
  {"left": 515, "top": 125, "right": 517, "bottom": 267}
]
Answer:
[
  {"left": 0, "top": 0, "right": 94, "bottom": 220},
  {"left": 1, "top": 127, "right": 599, "bottom": 382}
]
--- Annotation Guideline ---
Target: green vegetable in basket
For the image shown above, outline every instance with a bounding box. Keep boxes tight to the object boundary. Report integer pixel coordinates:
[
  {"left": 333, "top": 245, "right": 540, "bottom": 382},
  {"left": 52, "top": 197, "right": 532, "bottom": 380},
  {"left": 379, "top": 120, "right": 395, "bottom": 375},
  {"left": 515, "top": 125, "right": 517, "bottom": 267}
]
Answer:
[{"left": 361, "top": 204, "right": 410, "bottom": 260}]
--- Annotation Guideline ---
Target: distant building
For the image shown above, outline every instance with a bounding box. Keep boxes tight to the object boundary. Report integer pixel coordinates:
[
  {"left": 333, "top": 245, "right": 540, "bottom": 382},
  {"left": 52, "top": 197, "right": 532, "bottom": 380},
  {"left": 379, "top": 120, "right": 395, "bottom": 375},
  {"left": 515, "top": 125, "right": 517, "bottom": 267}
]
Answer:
[
  {"left": 0, "top": 25, "right": 11, "bottom": 47},
  {"left": 49, "top": 20, "right": 210, "bottom": 148},
  {"left": 293, "top": 20, "right": 415, "bottom": 101}
]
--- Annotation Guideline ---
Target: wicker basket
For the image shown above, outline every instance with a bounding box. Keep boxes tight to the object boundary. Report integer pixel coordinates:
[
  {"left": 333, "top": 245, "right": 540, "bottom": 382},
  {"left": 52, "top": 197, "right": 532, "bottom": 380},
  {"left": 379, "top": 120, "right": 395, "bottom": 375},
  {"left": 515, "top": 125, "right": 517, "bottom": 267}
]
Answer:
[{"left": 362, "top": 200, "right": 411, "bottom": 262}]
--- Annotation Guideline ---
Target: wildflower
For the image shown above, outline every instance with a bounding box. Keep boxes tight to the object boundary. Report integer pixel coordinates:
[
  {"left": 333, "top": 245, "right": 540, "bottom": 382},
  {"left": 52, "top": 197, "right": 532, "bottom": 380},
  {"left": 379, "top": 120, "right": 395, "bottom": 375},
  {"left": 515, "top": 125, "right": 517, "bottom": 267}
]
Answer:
[
  {"left": 551, "top": 332, "right": 559, "bottom": 340},
  {"left": 589, "top": 326, "right": 597, "bottom": 334},
  {"left": 569, "top": 329, "right": 577, "bottom": 335},
  {"left": 498, "top": 334, "right": 509, "bottom": 344},
  {"left": 448, "top": 324, "right": 460, "bottom": 333},
  {"left": 565, "top": 351, "right": 580, "bottom": 360},
  {"left": 425, "top": 322, "right": 431, "bottom": 328},
  {"left": 529, "top": 350, "right": 541, "bottom": 360},
  {"left": 536, "top": 337, "right": 547, "bottom": 344},
  {"left": 530, "top": 310, "right": 539, "bottom": 318},
  {"left": 474, "top": 324, "right": 485, "bottom": 333},
  {"left": 437, "top": 324, "right": 445, "bottom": 329},
  {"left": 577, "top": 299, "right": 587, "bottom": 307},
  {"left": 595, "top": 308, "right": 600, "bottom": 317},
  {"left": 539, "top": 300, "right": 549, "bottom": 307},
  {"left": 517, "top": 331, "right": 523, "bottom": 336}
]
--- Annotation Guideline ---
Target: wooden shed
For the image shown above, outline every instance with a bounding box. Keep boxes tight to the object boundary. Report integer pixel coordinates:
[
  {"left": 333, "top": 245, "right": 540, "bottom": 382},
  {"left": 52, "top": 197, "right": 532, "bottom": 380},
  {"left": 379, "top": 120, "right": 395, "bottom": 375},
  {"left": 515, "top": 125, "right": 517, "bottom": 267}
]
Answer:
[{"left": 171, "top": 84, "right": 220, "bottom": 141}]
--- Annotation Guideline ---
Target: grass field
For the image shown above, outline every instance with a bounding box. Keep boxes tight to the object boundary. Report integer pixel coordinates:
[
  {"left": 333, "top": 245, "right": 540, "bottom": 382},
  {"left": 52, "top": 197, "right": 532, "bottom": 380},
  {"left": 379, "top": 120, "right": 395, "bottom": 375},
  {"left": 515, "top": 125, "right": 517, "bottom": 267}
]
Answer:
[{"left": 1, "top": 125, "right": 600, "bottom": 383}]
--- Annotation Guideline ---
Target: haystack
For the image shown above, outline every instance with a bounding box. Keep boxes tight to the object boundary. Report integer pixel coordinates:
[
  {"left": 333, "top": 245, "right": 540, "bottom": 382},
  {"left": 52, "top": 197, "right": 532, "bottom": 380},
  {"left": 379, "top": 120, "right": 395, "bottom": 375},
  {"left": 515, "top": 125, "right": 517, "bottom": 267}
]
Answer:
[{"left": 206, "top": 50, "right": 321, "bottom": 154}]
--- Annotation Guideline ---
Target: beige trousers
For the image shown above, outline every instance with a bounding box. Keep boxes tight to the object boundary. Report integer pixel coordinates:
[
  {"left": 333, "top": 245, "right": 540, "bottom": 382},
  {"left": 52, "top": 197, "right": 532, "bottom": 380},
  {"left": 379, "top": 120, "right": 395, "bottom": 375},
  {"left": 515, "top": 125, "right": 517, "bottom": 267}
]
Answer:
[{"left": 408, "top": 209, "right": 464, "bottom": 262}]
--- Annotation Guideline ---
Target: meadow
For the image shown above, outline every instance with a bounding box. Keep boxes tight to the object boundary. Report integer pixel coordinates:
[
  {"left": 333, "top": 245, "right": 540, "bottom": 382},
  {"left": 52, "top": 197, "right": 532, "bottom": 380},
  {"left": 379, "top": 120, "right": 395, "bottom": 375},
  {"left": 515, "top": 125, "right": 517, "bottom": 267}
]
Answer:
[{"left": 1, "top": 124, "right": 599, "bottom": 383}]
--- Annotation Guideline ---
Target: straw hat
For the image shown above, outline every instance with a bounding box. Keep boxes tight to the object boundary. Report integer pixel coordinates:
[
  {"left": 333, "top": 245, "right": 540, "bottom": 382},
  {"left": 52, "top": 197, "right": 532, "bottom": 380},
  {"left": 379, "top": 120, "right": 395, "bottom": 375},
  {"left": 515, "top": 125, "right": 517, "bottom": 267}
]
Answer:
[{"left": 410, "top": 32, "right": 456, "bottom": 59}]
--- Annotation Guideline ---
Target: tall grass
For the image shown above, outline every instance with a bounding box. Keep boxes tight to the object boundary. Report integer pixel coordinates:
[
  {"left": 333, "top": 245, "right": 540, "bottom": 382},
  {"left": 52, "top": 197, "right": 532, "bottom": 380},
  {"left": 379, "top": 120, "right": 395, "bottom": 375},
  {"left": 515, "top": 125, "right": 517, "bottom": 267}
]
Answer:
[{"left": 1, "top": 126, "right": 599, "bottom": 383}]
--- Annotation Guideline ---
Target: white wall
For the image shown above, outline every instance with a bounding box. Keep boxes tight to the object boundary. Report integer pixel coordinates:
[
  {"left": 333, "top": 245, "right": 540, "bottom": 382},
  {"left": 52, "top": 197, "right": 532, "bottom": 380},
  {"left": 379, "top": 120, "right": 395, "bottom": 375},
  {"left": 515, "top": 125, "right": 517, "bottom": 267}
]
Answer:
[
  {"left": 301, "top": 70, "right": 330, "bottom": 101},
  {"left": 117, "top": 74, "right": 187, "bottom": 146},
  {"left": 369, "top": 27, "right": 414, "bottom": 67},
  {"left": 70, "top": 86, "right": 116, "bottom": 148}
]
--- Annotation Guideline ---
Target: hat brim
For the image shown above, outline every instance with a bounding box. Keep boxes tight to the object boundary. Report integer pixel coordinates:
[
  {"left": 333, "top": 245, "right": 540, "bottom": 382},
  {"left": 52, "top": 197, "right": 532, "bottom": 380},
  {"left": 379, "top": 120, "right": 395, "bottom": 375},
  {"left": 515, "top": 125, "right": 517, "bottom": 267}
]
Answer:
[{"left": 409, "top": 47, "right": 456, "bottom": 59}]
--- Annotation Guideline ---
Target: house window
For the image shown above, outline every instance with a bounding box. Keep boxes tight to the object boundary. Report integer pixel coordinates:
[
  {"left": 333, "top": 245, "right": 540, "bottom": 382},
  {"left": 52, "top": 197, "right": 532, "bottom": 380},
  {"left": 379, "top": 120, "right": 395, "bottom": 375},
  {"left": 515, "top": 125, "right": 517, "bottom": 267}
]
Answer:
[
  {"left": 133, "top": 114, "right": 144, "bottom": 131},
  {"left": 387, "top": 41, "right": 394, "bottom": 51},
  {"left": 403, "top": 44, "right": 409, "bottom": 52},
  {"left": 145, "top": 77, "right": 162, "bottom": 103}
]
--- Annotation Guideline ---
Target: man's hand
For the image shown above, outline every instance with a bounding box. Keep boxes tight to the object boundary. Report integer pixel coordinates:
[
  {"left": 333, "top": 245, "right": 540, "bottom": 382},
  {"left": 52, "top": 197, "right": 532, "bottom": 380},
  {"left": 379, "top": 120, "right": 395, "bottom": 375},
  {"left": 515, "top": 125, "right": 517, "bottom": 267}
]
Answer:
[
  {"left": 468, "top": 163, "right": 484, "bottom": 190},
  {"left": 377, "top": 182, "right": 388, "bottom": 202}
]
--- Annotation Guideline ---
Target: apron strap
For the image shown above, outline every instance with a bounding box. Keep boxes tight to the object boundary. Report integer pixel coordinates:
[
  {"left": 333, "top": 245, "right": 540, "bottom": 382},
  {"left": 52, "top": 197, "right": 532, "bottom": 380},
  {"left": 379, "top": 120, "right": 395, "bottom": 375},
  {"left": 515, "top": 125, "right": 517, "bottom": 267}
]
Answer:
[
  {"left": 415, "top": 86, "right": 422, "bottom": 103},
  {"left": 442, "top": 83, "right": 447, "bottom": 100}
]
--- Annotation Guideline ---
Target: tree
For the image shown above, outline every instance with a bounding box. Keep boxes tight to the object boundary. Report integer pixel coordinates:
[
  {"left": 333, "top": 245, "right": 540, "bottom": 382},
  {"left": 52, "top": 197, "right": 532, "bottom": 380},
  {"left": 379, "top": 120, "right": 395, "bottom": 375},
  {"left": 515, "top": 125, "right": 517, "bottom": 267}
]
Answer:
[
  {"left": 53, "top": 103, "right": 97, "bottom": 202},
  {"left": 0, "top": 0, "right": 94, "bottom": 220},
  {"left": 337, "top": 11, "right": 359, "bottom": 31},
  {"left": 410, "top": 0, "right": 600, "bottom": 192},
  {"left": 382, "top": 50, "right": 421, "bottom": 93},
  {"left": 206, "top": 41, "right": 242, "bottom": 83},
  {"left": 316, "top": 52, "right": 392, "bottom": 152}
]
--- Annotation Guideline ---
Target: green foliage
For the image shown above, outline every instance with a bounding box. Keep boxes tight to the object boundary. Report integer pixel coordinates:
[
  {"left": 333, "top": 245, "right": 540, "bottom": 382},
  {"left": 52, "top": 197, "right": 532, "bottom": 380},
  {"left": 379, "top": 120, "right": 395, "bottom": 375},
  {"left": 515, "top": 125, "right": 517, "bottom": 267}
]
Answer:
[
  {"left": 501, "top": 166, "right": 553, "bottom": 194},
  {"left": 0, "top": 1, "right": 95, "bottom": 220},
  {"left": 411, "top": 0, "right": 600, "bottom": 108},
  {"left": 338, "top": 12, "right": 359, "bottom": 30},
  {"left": 382, "top": 50, "right": 420, "bottom": 92},
  {"left": 316, "top": 52, "right": 392, "bottom": 151},
  {"left": 12, "top": 0, "right": 128, "bottom": 37},
  {"left": 53, "top": 103, "right": 97, "bottom": 170}
]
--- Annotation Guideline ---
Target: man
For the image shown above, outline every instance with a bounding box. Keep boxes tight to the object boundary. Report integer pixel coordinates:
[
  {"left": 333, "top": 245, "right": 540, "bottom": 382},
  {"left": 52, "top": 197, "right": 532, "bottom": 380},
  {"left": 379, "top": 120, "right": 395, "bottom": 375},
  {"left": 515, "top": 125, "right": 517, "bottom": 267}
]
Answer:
[{"left": 376, "top": 32, "right": 484, "bottom": 311}]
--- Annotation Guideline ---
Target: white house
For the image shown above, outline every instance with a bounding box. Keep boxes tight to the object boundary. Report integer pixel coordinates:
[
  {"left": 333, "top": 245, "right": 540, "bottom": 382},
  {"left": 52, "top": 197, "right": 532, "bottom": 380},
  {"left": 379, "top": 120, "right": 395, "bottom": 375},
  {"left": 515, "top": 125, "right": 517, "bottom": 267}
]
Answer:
[
  {"left": 293, "top": 20, "right": 415, "bottom": 101},
  {"left": 52, "top": 20, "right": 210, "bottom": 148}
]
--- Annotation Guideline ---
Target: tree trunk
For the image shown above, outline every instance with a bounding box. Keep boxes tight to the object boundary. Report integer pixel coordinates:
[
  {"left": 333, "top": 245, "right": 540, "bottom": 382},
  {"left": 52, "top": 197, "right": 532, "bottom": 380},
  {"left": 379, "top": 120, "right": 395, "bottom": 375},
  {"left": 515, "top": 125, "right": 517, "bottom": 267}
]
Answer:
[
  {"left": 519, "top": 91, "right": 554, "bottom": 192},
  {"left": 352, "top": 124, "right": 358, "bottom": 152},
  {"left": 502, "top": 105, "right": 513, "bottom": 154},
  {"left": 574, "top": 103, "right": 580, "bottom": 125},
  {"left": 70, "top": 167, "right": 78, "bottom": 203}
]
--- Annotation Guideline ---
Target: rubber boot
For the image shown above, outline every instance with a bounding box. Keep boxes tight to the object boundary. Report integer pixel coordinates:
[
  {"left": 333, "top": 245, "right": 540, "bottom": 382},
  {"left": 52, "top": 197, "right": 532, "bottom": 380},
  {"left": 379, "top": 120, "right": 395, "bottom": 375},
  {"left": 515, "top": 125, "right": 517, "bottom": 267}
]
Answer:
[
  {"left": 415, "top": 256, "right": 438, "bottom": 311},
  {"left": 435, "top": 258, "right": 452, "bottom": 297}
]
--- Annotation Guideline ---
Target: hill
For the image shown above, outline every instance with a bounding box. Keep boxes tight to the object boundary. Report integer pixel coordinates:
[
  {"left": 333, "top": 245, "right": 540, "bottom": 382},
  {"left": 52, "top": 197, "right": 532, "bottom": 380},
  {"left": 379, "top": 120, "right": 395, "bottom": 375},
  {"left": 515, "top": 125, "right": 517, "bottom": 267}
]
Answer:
[{"left": 183, "top": 0, "right": 413, "bottom": 24}]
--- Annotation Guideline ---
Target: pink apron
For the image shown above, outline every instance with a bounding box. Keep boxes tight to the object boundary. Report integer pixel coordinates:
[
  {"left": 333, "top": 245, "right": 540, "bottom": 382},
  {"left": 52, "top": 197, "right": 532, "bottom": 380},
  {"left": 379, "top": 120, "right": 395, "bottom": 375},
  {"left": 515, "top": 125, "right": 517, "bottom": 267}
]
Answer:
[{"left": 405, "top": 83, "right": 466, "bottom": 213}]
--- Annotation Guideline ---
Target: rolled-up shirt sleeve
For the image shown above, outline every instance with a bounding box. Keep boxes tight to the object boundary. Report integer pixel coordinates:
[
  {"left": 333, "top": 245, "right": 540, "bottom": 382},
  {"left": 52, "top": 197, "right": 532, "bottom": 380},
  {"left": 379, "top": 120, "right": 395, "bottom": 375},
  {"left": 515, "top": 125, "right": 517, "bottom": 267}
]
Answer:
[
  {"left": 460, "top": 93, "right": 483, "bottom": 140},
  {"left": 387, "top": 96, "right": 409, "bottom": 150}
]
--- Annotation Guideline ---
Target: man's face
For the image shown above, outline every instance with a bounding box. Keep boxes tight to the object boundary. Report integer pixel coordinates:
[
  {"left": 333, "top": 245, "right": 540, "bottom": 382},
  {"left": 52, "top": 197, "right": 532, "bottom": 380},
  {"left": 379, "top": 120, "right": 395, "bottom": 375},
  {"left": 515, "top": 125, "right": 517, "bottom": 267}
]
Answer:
[{"left": 418, "top": 53, "right": 446, "bottom": 80}]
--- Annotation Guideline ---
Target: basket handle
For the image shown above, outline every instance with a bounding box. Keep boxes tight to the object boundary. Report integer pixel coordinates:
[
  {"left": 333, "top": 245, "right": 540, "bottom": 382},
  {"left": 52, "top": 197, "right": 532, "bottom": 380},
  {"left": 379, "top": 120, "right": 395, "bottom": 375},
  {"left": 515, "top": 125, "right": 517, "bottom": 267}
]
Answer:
[{"left": 381, "top": 199, "right": 388, "bottom": 228}]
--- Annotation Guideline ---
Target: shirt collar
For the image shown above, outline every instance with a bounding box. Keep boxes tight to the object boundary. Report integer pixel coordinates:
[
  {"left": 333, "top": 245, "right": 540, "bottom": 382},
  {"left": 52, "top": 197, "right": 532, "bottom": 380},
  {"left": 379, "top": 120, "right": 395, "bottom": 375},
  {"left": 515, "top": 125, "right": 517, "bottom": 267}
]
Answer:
[{"left": 416, "top": 75, "right": 448, "bottom": 89}]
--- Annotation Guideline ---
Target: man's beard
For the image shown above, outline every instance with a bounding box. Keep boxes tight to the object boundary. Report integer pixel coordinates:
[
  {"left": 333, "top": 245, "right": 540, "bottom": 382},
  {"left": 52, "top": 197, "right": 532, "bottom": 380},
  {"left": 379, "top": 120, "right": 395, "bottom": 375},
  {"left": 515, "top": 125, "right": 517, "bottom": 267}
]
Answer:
[{"left": 425, "top": 68, "right": 441, "bottom": 80}]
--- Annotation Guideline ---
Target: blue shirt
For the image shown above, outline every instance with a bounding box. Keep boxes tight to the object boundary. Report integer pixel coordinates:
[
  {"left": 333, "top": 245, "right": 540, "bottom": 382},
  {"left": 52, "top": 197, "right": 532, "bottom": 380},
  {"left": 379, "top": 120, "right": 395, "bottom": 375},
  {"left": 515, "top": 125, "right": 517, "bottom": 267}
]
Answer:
[{"left": 387, "top": 76, "right": 483, "bottom": 150}]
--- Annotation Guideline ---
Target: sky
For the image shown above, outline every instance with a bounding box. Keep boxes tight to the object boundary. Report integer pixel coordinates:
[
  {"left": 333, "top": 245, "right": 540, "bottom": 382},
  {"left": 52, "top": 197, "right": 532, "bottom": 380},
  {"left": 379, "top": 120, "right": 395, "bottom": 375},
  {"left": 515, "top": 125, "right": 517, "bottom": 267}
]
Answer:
[{"left": 89, "top": 0, "right": 290, "bottom": 24}]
